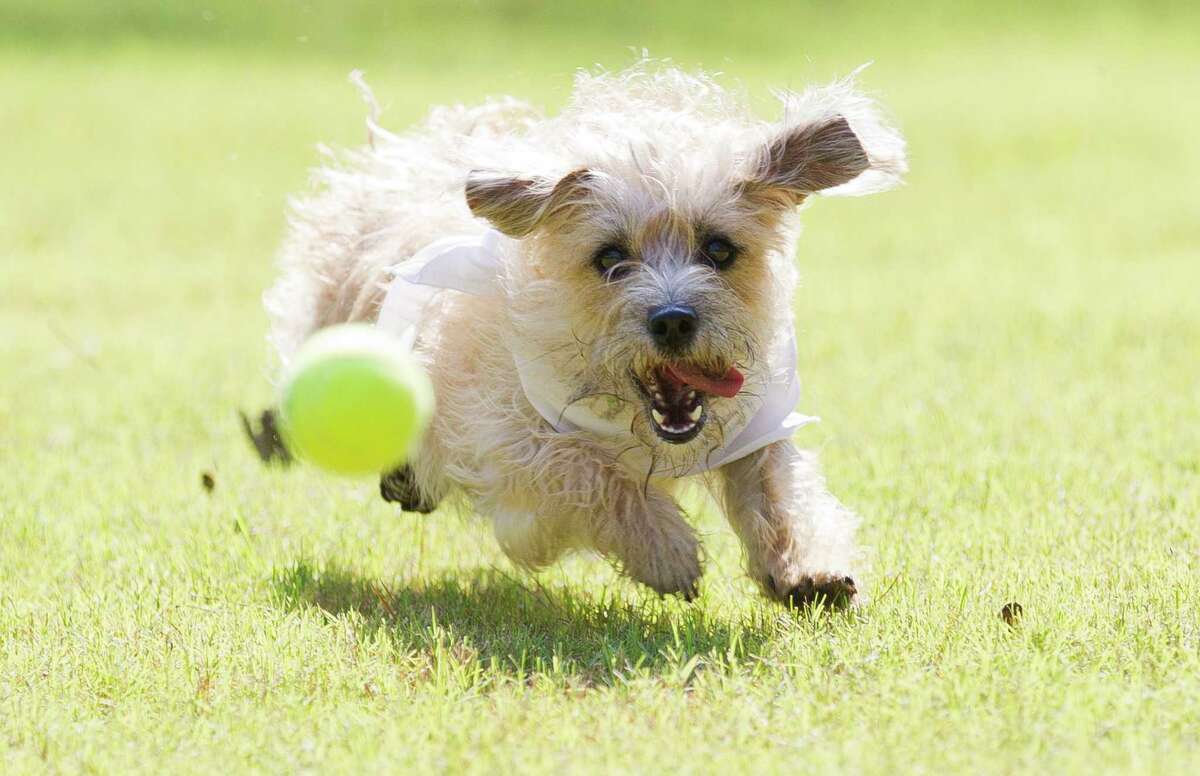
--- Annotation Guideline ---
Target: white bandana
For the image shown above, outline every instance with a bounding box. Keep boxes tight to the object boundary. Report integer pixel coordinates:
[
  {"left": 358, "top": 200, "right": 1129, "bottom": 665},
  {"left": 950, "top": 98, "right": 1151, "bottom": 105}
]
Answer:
[{"left": 377, "top": 230, "right": 817, "bottom": 476}]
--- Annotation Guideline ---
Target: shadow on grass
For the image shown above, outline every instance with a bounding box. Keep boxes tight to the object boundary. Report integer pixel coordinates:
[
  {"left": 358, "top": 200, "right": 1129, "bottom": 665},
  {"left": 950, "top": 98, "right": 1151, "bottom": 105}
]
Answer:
[{"left": 270, "top": 559, "right": 781, "bottom": 682}]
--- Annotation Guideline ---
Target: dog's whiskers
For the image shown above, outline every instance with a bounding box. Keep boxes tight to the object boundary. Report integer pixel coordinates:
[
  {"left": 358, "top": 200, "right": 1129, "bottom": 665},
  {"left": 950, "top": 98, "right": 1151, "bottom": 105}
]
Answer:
[{"left": 522, "top": 341, "right": 576, "bottom": 364}]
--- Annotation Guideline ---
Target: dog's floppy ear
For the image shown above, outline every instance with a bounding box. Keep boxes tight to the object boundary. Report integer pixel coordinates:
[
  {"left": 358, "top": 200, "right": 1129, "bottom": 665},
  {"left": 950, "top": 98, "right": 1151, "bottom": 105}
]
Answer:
[
  {"left": 747, "top": 116, "right": 871, "bottom": 203},
  {"left": 745, "top": 76, "right": 907, "bottom": 205},
  {"left": 465, "top": 168, "right": 592, "bottom": 237}
]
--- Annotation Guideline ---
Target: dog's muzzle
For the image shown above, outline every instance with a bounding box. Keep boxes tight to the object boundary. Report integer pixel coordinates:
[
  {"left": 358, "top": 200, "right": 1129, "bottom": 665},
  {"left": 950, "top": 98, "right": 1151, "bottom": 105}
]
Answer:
[{"left": 633, "top": 363, "right": 744, "bottom": 444}]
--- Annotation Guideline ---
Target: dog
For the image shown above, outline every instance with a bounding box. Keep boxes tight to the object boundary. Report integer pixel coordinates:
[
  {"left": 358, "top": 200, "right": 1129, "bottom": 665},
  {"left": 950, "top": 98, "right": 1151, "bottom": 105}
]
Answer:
[{"left": 260, "top": 63, "right": 906, "bottom": 607}]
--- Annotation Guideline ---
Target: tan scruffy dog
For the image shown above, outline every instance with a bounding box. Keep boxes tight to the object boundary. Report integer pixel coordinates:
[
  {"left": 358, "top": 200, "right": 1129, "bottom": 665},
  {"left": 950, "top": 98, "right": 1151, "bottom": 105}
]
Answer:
[{"left": 262, "top": 63, "right": 906, "bottom": 607}]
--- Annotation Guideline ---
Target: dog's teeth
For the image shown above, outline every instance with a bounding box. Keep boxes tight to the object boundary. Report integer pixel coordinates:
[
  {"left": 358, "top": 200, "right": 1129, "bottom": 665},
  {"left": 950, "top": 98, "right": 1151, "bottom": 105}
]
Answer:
[
  {"left": 654, "top": 392, "right": 664, "bottom": 403},
  {"left": 651, "top": 408, "right": 666, "bottom": 426},
  {"left": 686, "top": 390, "right": 696, "bottom": 401},
  {"left": 688, "top": 405, "right": 702, "bottom": 421}
]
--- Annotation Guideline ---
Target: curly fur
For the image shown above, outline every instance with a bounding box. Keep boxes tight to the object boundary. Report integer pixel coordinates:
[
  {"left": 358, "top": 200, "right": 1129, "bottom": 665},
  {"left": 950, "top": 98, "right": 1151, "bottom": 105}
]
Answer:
[{"left": 264, "top": 61, "right": 906, "bottom": 605}]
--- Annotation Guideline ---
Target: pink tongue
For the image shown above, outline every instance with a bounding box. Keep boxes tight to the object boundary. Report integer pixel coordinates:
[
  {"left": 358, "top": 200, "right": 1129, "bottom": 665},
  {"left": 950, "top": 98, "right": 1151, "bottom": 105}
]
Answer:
[{"left": 665, "top": 364, "right": 745, "bottom": 398}]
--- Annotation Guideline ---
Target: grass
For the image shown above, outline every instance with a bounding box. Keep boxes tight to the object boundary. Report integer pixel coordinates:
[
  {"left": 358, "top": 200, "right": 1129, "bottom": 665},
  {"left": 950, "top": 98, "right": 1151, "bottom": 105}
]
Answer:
[{"left": 2, "top": 1, "right": 1199, "bottom": 772}]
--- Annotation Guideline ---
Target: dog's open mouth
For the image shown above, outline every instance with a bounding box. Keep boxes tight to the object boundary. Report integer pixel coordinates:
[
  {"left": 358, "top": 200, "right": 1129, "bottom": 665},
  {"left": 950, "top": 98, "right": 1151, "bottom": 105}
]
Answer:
[{"left": 633, "top": 363, "right": 745, "bottom": 444}]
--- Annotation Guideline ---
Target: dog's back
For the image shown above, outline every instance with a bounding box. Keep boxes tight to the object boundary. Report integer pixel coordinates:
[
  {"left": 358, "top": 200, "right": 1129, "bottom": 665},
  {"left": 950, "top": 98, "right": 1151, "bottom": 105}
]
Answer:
[{"left": 264, "top": 94, "right": 541, "bottom": 365}]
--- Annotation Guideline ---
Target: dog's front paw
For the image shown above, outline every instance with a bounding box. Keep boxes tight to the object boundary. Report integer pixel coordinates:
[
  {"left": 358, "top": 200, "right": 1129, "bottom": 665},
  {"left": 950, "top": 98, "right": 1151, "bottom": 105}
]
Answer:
[
  {"left": 767, "top": 572, "right": 857, "bottom": 610},
  {"left": 651, "top": 555, "right": 703, "bottom": 602},
  {"left": 619, "top": 529, "right": 703, "bottom": 602},
  {"left": 763, "top": 573, "right": 859, "bottom": 609}
]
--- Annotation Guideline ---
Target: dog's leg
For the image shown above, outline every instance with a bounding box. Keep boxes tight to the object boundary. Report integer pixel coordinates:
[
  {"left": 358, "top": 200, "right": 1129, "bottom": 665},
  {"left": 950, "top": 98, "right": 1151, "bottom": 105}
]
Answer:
[
  {"left": 589, "top": 481, "right": 703, "bottom": 600},
  {"left": 719, "top": 440, "right": 858, "bottom": 608},
  {"left": 239, "top": 408, "right": 293, "bottom": 465},
  {"left": 380, "top": 464, "right": 439, "bottom": 513},
  {"left": 491, "top": 508, "right": 581, "bottom": 570},
  {"left": 479, "top": 441, "right": 702, "bottom": 599}
]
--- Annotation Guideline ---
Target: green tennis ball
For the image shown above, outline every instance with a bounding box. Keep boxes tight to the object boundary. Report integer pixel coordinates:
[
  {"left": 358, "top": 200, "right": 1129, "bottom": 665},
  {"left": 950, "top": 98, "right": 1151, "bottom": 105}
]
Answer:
[{"left": 279, "top": 324, "right": 434, "bottom": 476}]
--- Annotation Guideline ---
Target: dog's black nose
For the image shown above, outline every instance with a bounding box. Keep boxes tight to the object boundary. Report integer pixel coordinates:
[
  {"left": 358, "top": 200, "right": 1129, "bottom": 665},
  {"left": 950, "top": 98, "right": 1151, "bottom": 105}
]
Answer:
[{"left": 647, "top": 304, "right": 698, "bottom": 351}]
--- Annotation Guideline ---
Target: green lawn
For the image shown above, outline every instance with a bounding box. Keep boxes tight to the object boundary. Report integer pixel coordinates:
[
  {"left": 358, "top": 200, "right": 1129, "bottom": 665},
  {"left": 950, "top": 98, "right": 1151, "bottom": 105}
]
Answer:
[{"left": 2, "top": 2, "right": 1199, "bottom": 773}]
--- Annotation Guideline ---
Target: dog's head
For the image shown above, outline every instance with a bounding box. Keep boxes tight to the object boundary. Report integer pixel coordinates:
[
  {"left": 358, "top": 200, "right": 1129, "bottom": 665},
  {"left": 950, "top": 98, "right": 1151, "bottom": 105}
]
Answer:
[{"left": 464, "top": 67, "right": 905, "bottom": 473}]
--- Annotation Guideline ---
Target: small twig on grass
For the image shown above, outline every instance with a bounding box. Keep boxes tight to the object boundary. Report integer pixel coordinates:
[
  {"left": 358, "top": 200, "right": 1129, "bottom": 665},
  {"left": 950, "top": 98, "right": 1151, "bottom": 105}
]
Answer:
[{"left": 370, "top": 580, "right": 398, "bottom": 620}]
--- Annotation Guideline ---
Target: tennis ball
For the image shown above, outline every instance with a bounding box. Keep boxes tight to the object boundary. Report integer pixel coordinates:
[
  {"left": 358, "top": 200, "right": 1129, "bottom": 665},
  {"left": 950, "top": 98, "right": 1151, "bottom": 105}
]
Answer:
[{"left": 278, "top": 324, "right": 434, "bottom": 476}]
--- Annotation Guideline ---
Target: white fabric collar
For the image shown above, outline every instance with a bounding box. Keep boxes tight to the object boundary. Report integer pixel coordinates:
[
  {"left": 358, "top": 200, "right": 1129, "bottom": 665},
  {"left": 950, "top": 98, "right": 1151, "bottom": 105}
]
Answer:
[{"left": 377, "top": 229, "right": 817, "bottom": 476}]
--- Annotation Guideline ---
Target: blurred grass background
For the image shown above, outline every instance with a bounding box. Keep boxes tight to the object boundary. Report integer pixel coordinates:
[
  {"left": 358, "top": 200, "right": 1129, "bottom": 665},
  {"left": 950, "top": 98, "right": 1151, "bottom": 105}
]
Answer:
[{"left": 2, "top": 1, "right": 1199, "bottom": 773}]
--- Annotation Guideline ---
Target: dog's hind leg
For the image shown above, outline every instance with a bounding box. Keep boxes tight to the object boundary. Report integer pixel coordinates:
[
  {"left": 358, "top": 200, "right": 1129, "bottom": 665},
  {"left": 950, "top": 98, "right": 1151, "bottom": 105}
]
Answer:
[
  {"left": 380, "top": 464, "right": 439, "bottom": 513},
  {"left": 239, "top": 408, "right": 293, "bottom": 465},
  {"left": 490, "top": 509, "right": 580, "bottom": 570},
  {"left": 719, "top": 440, "right": 859, "bottom": 609}
]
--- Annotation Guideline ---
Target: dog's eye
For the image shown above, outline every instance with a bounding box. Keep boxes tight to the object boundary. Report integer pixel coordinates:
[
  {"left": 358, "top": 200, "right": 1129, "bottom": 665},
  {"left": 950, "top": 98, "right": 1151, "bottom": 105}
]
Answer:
[
  {"left": 594, "top": 245, "right": 630, "bottom": 279},
  {"left": 700, "top": 236, "right": 738, "bottom": 269}
]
